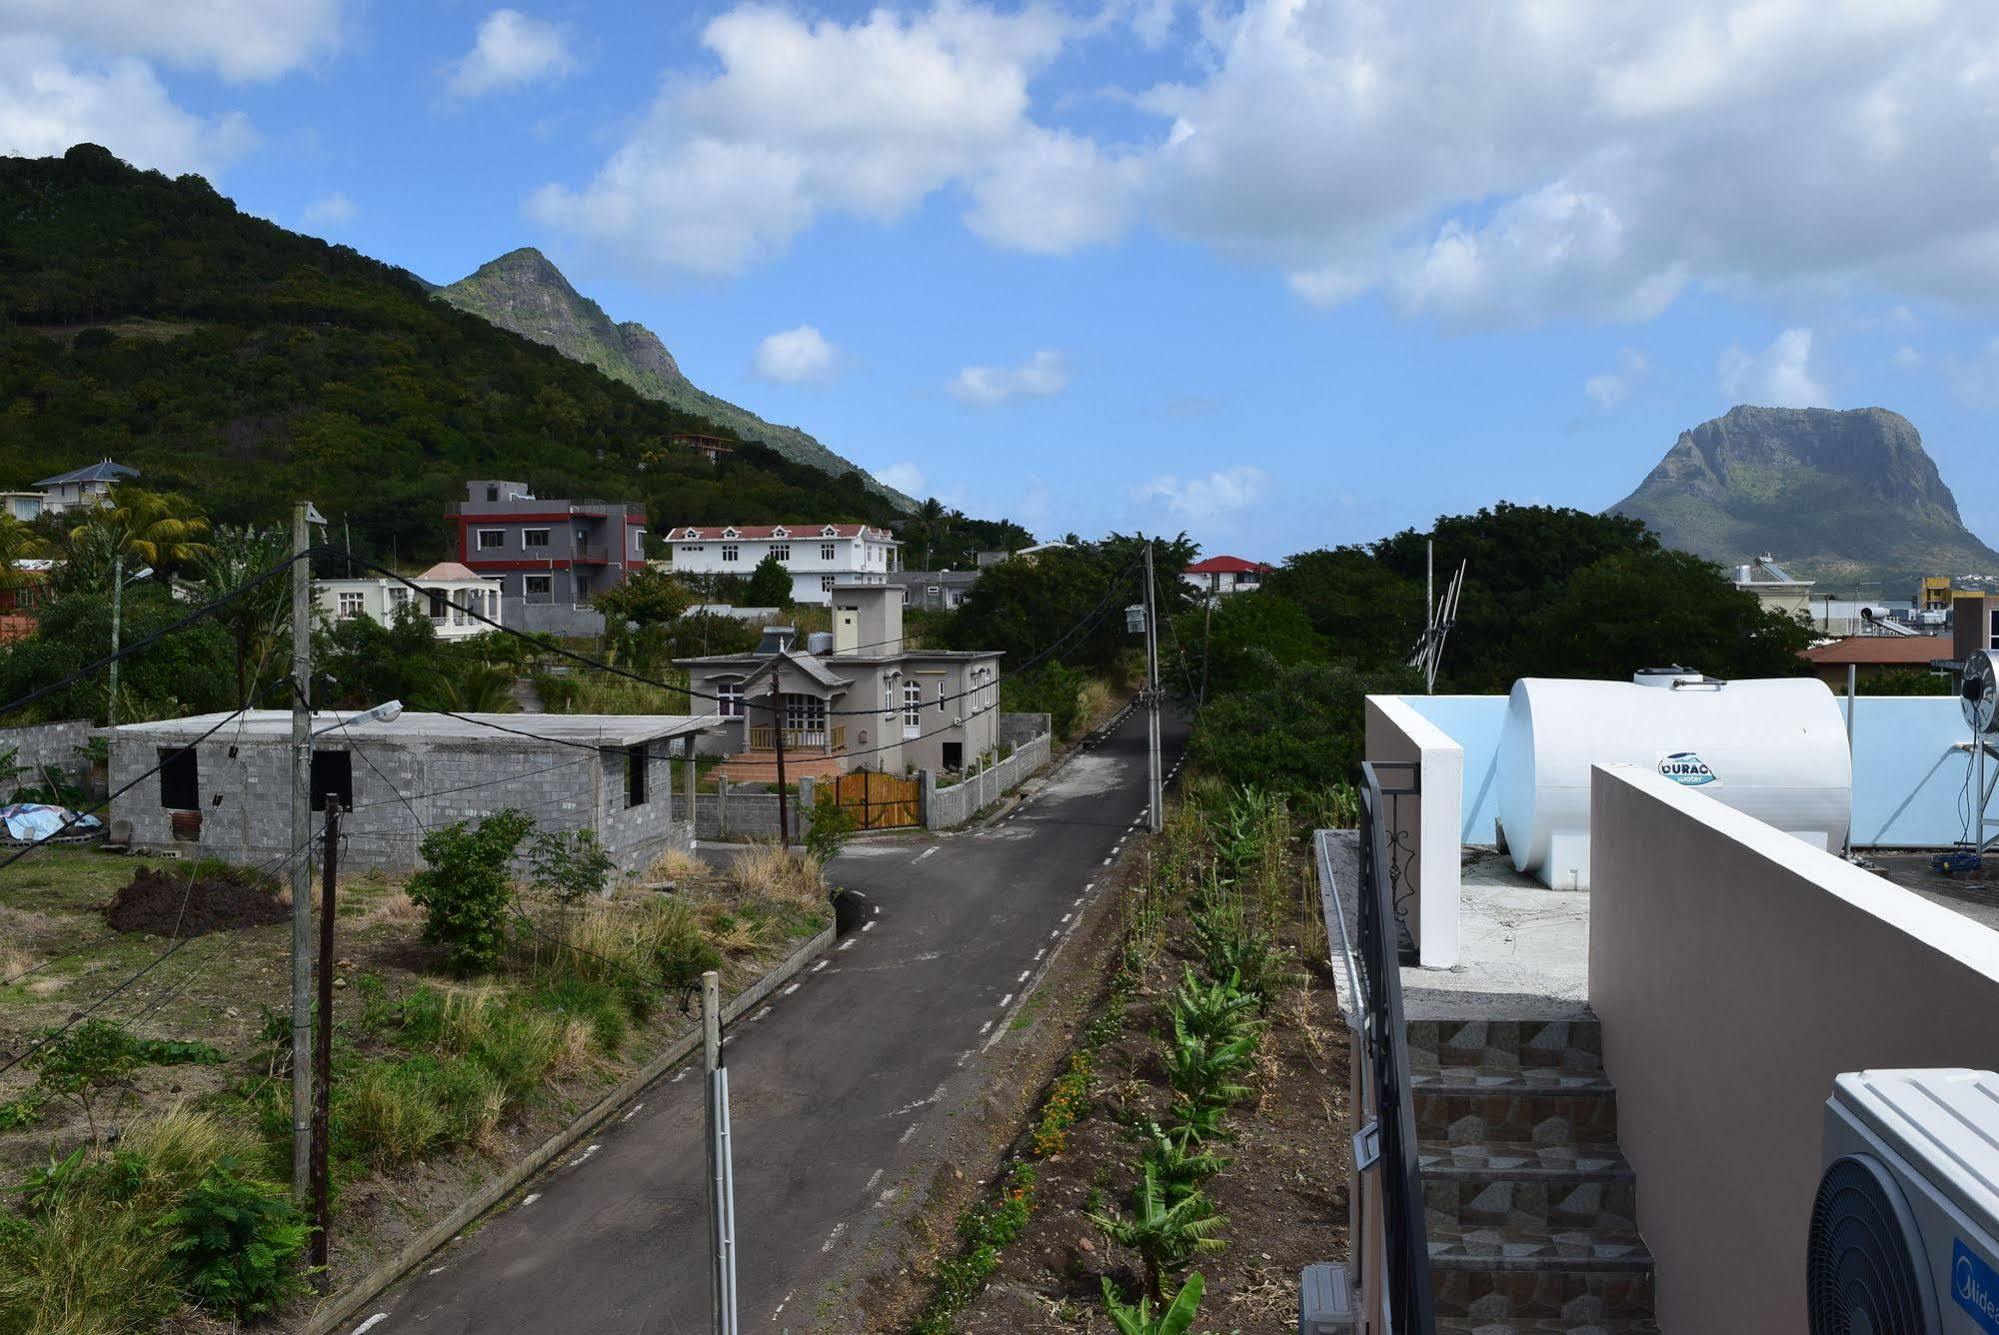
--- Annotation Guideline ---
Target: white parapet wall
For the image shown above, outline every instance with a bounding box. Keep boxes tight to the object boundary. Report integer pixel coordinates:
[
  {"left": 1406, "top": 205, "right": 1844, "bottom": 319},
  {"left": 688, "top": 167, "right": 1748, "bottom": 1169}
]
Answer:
[
  {"left": 1362, "top": 694, "right": 1463, "bottom": 969},
  {"left": 1589, "top": 763, "right": 1999, "bottom": 1333}
]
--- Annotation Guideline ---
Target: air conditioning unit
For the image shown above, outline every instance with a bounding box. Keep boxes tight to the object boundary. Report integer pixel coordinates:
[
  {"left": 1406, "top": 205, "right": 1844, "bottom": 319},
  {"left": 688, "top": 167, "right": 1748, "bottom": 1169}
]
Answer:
[{"left": 1809, "top": 1069, "right": 1999, "bottom": 1333}]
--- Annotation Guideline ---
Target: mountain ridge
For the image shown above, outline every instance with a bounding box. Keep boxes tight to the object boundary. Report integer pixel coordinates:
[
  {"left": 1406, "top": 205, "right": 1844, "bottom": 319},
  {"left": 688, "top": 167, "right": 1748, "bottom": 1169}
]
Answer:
[
  {"left": 1608, "top": 404, "right": 1999, "bottom": 586},
  {"left": 435, "top": 248, "right": 914, "bottom": 509}
]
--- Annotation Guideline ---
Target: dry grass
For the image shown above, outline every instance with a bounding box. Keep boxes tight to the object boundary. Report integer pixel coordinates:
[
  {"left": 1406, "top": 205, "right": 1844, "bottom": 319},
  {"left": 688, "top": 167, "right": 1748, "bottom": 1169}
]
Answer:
[
  {"left": 706, "top": 914, "right": 765, "bottom": 956},
  {"left": 646, "top": 847, "right": 708, "bottom": 882},
  {"left": 728, "top": 841, "right": 827, "bottom": 912},
  {"left": 350, "top": 887, "right": 421, "bottom": 928},
  {"left": 566, "top": 897, "right": 713, "bottom": 986},
  {"left": 1077, "top": 678, "right": 1116, "bottom": 731},
  {"left": 0, "top": 942, "right": 36, "bottom": 983}
]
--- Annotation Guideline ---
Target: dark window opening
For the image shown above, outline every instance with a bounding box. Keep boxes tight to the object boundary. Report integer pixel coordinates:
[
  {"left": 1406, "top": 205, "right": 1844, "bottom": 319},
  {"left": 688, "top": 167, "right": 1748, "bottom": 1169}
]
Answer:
[
  {"left": 158, "top": 746, "right": 199, "bottom": 809},
  {"left": 942, "top": 741, "right": 963, "bottom": 771},
  {"left": 486, "top": 485, "right": 499, "bottom": 502},
  {"left": 626, "top": 745, "right": 648, "bottom": 808},
  {"left": 311, "top": 750, "right": 354, "bottom": 810}
]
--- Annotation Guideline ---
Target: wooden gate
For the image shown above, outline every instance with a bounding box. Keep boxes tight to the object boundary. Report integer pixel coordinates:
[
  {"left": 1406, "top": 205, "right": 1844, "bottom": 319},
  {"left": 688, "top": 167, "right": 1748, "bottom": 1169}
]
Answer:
[{"left": 828, "top": 769, "right": 921, "bottom": 830}]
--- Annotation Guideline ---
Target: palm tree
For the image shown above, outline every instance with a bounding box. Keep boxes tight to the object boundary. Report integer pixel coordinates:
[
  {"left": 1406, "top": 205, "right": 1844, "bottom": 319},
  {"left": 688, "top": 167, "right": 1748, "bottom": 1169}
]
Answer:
[
  {"left": 0, "top": 517, "right": 48, "bottom": 607},
  {"left": 417, "top": 663, "right": 520, "bottom": 713},
  {"left": 68, "top": 486, "right": 210, "bottom": 577},
  {"left": 192, "top": 523, "right": 289, "bottom": 708}
]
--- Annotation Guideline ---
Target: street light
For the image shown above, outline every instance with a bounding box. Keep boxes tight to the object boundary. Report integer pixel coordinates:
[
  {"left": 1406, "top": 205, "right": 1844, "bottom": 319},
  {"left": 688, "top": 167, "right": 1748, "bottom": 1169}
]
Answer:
[
  {"left": 106, "top": 557, "right": 154, "bottom": 728},
  {"left": 309, "top": 699, "right": 402, "bottom": 738}
]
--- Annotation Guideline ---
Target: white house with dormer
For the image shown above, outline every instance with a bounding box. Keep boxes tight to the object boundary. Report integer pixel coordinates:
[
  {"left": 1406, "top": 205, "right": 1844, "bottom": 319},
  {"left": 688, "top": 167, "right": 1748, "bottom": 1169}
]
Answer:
[{"left": 664, "top": 524, "right": 900, "bottom": 604}]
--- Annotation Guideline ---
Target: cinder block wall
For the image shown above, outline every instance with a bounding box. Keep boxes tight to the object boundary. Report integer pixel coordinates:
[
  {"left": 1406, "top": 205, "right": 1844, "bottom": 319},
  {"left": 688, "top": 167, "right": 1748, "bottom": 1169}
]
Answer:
[
  {"left": 923, "top": 730, "right": 1051, "bottom": 829},
  {"left": 0, "top": 720, "right": 100, "bottom": 795}
]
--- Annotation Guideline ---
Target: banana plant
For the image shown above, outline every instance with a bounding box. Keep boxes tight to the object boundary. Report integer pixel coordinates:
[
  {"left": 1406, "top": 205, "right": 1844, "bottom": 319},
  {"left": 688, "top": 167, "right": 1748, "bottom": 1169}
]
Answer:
[
  {"left": 1101, "top": 1272, "right": 1205, "bottom": 1335},
  {"left": 1164, "top": 1021, "right": 1257, "bottom": 1110},
  {"left": 1139, "top": 1119, "right": 1231, "bottom": 1204},
  {"left": 1089, "top": 1163, "right": 1227, "bottom": 1300},
  {"left": 1171, "top": 968, "right": 1260, "bottom": 1043},
  {"left": 1166, "top": 1099, "right": 1231, "bottom": 1144}
]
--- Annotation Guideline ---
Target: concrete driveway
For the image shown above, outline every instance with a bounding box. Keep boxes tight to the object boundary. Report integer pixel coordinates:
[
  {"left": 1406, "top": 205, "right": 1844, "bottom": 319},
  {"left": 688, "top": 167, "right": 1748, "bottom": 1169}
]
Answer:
[{"left": 355, "top": 704, "right": 1189, "bottom": 1334}]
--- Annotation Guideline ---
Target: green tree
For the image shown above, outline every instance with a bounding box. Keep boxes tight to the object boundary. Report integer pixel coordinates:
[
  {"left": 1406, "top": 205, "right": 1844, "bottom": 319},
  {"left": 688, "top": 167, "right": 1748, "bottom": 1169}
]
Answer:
[
  {"left": 1187, "top": 654, "right": 1422, "bottom": 794},
  {"left": 949, "top": 534, "right": 1198, "bottom": 674},
  {"left": 744, "top": 552, "right": 794, "bottom": 608},
  {"left": 594, "top": 567, "right": 692, "bottom": 627},
  {"left": 1860, "top": 667, "right": 1951, "bottom": 696},
  {"left": 1176, "top": 590, "right": 1324, "bottom": 700},
  {"left": 67, "top": 485, "right": 211, "bottom": 579},
  {"left": 0, "top": 581, "right": 236, "bottom": 723},
  {"left": 191, "top": 522, "right": 288, "bottom": 708}
]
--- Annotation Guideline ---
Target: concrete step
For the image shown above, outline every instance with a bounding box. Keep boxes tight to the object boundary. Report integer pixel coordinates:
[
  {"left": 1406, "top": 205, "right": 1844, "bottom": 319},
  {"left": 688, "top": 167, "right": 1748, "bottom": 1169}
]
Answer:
[
  {"left": 1408, "top": 1019, "right": 1604, "bottom": 1077},
  {"left": 1432, "top": 1262, "right": 1655, "bottom": 1325},
  {"left": 1411, "top": 1066, "right": 1619, "bottom": 1148},
  {"left": 1437, "top": 1318, "right": 1660, "bottom": 1334},
  {"left": 1426, "top": 1174, "right": 1638, "bottom": 1243}
]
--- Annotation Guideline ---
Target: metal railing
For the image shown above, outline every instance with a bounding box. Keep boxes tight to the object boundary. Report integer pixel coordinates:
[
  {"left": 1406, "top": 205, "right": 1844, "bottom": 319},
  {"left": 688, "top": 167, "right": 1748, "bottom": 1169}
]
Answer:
[
  {"left": 747, "top": 724, "right": 846, "bottom": 753},
  {"left": 1320, "top": 762, "right": 1433, "bottom": 1334}
]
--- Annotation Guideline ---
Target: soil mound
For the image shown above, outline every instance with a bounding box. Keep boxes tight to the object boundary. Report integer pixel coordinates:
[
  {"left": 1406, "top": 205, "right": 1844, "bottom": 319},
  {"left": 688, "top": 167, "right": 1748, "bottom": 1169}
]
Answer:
[{"left": 105, "top": 865, "right": 288, "bottom": 936}]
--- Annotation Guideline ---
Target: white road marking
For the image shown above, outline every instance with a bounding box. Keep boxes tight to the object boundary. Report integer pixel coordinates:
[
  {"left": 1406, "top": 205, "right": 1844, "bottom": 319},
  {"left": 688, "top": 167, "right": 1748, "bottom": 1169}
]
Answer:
[
  {"left": 428, "top": 1266, "right": 445, "bottom": 1275},
  {"left": 839, "top": 938, "right": 856, "bottom": 951},
  {"left": 862, "top": 920, "right": 877, "bottom": 932},
  {"left": 1017, "top": 970, "right": 1030, "bottom": 983},
  {"left": 567, "top": 1144, "right": 600, "bottom": 1167},
  {"left": 1102, "top": 856, "right": 1113, "bottom": 866},
  {"left": 978, "top": 1019, "right": 992, "bottom": 1035},
  {"left": 998, "top": 992, "right": 1014, "bottom": 1008},
  {"left": 671, "top": 1069, "right": 688, "bottom": 1083},
  {"left": 1060, "top": 913, "right": 1071, "bottom": 924},
  {"left": 915, "top": 846, "right": 939, "bottom": 862},
  {"left": 1073, "top": 896, "right": 1084, "bottom": 907},
  {"left": 811, "top": 959, "right": 829, "bottom": 973},
  {"left": 822, "top": 1222, "right": 847, "bottom": 1252},
  {"left": 1033, "top": 947, "right": 1045, "bottom": 962},
  {"left": 1084, "top": 881, "right": 1096, "bottom": 891},
  {"left": 352, "top": 1315, "right": 390, "bottom": 1335},
  {"left": 621, "top": 1103, "right": 643, "bottom": 1122},
  {"left": 522, "top": 1192, "right": 542, "bottom": 1206},
  {"left": 900, "top": 1122, "right": 919, "bottom": 1144},
  {"left": 1050, "top": 929, "right": 1061, "bottom": 939},
  {"left": 866, "top": 1168, "right": 884, "bottom": 1192},
  {"left": 750, "top": 1005, "right": 772, "bottom": 1022},
  {"left": 781, "top": 981, "right": 801, "bottom": 996},
  {"left": 877, "top": 1186, "right": 900, "bottom": 1206}
]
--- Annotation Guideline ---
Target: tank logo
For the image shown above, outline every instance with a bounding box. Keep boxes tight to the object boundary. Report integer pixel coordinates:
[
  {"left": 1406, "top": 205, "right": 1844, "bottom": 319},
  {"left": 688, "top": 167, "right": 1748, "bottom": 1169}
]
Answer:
[
  {"left": 1658, "top": 752, "right": 1717, "bottom": 786},
  {"left": 1955, "top": 1239, "right": 1999, "bottom": 1332}
]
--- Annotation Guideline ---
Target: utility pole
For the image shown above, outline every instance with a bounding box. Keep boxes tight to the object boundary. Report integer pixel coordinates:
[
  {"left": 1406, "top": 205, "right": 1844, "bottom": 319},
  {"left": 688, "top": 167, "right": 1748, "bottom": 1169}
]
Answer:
[
  {"left": 1426, "top": 540, "right": 1435, "bottom": 695},
  {"left": 310, "top": 794, "right": 338, "bottom": 1287},
  {"left": 702, "top": 970, "right": 739, "bottom": 1335},
  {"left": 289, "top": 500, "right": 314, "bottom": 1204},
  {"left": 108, "top": 552, "right": 124, "bottom": 726},
  {"left": 770, "top": 675, "right": 789, "bottom": 846},
  {"left": 1142, "top": 540, "right": 1162, "bottom": 834}
]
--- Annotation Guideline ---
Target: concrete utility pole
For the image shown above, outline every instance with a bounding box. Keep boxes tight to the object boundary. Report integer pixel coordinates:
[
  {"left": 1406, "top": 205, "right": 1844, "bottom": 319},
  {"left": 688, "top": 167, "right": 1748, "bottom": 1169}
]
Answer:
[
  {"left": 1142, "top": 540, "right": 1162, "bottom": 834},
  {"left": 702, "top": 971, "right": 739, "bottom": 1335},
  {"left": 108, "top": 553, "right": 123, "bottom": 726},
  {"left": 310, "top": 794, "right": 338, "bottom": 1286},
  {"left": 289, "top": 500, "right": 314, "bottom": 1204},
  {"left": 770, "top": 675, "right": 789, "bottom": 846}
]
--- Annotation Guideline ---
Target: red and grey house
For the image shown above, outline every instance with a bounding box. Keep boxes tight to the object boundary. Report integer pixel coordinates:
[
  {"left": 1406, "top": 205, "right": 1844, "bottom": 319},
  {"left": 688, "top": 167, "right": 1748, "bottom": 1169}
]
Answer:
[
  {"left": 1182, "top": 554, "right": 1274, "bottom": 596},
  {"left": 450, "top": 479, "right": 646, "bottom": 633}
]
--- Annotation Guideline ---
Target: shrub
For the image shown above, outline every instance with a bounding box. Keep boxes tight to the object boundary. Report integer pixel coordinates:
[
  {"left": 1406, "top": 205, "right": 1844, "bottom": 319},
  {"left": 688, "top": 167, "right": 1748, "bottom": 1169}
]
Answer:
[
  {"left": 566, "top": 898, "right": 720, "bottom": 1000},
  {"left": 1030, "top": 1053, "right": 1092, "bottom": 1158},
  {"left": 528, "top": 827, "right": 616, "bottom": 913},
  {"left": 1088, "top": 1164, "right": 1226, "bottom": 1301},
  {"left": 912, "top": 1163, "right": 1035, "bottom": 1333},
  {"left": 803, "top": 791, "right": 857, "bottom": 864},
  {"left": 1101, "top": 1272, "right": 1206, "bottom": 1335},
  {"left": 407, "top": 809, "right": 536, "bottom": 974},
  {"left": 165, "top": 1157, "right": 309, "bottom": 1319}
]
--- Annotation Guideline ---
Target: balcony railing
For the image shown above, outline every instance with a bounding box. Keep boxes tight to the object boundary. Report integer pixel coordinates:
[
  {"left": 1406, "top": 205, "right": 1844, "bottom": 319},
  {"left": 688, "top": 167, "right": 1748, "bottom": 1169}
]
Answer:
[
  {"left": 748, "top": 724, "right": 846, "bottom": 753},
  {"left": 572, "top": 542, "right": 610, "bottom": 564}
]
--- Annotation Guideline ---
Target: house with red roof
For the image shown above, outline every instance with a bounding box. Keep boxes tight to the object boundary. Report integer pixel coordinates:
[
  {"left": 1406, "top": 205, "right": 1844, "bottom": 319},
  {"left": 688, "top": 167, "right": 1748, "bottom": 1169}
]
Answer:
[{"left": 1183, "top": 554, "right": 1274, "bottom": 598}]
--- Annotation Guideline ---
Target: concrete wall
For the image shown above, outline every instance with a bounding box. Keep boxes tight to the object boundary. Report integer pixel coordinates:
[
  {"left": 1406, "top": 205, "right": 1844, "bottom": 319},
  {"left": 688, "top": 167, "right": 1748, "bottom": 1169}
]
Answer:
[
  {"left": 506, "top": 601, "right": 606, "bottom": 638},
  {"left": 671, "top": 777, "right": 816, "bottom": 844},
  {"left": 1588, "top": 764, "right": 1999, "bottom": 1333},
  {"left": 1398, "top": 690, "right": 1984, "bottom": 850},
  {"left": 1362, "top": 696, "right": 1462, "bottom": 968},
  {"left": 923, "top": 729, "right": 1051, "bottom": 829},
  {"left": 106, "top": 730, "right": 687, "bottom": 874},
  {"left": 0, "top": 719, "right": 100, "bottom": 795},
  {"left": 998, "top": 712, "right": 1051, "bottom": 749}
]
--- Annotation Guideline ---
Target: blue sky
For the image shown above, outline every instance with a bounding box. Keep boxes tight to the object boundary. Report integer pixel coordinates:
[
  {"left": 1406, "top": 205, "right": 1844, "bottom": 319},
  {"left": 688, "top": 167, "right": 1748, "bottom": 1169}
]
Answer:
[{"left": 6, "top": 1, "right": 1999, "bottom": 575}]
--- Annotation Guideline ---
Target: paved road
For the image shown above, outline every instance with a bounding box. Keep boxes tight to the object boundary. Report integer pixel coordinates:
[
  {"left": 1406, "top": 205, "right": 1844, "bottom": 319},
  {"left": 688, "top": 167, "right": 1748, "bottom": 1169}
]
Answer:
[{"left": 362, "top": 705, "right": 1189, "bottom": 1335}]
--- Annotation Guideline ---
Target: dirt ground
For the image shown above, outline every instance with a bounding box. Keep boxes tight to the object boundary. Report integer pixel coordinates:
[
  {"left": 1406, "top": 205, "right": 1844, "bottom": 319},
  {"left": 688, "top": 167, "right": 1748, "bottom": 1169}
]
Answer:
[{"left": 867, "top": 833, "right": 1353, "bottom": 1335}]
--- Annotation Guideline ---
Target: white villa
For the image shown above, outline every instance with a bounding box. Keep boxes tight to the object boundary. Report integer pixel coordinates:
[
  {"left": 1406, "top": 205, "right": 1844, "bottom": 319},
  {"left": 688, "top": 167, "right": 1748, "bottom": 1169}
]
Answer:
[
  {"left": 314, "top": 561, "right": 503, "bottom": 640},
  {"left": 664, "top": 524, "right": 900, "bottom": 605}
]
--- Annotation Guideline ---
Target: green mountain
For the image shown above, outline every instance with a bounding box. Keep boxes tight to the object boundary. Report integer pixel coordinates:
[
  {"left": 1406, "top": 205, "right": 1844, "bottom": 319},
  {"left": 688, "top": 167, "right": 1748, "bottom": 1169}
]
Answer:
[
  {"left": 436, "top": 247, "right": 913, "bottom": 509},
  {"left": 1608, "top": 404, "right": 1999, "bottom": 587},
  {"left": 0, "top": 145, "right": 905, "bottom": 559}
]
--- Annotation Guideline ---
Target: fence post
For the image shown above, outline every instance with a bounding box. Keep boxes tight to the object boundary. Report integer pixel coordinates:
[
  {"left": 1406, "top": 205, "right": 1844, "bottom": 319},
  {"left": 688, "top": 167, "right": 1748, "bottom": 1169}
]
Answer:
[
  {"left": 717, "top": 775, "right": 729, "bottom": 841},
  {"left": 798, "top": 776, "right": 815, "bottom": 842},
  {"left": 919, "top": 770, "right": 935, "bottom": 828}
]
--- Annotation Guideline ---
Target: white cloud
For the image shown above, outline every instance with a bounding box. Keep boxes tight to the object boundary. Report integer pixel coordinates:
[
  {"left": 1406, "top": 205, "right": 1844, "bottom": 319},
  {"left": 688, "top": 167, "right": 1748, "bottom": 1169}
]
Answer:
[
  {"left": 531, "top": 2, "right": 1121, "bottom": 275},
  {"left": 0, "top": 36, "right": 256, "bottom": 176},
  {"left": 1136, "top": 466, "right": 1269, "bottom": 523},
  {"left": 1718, "top": 328, "right": 1828, "bottom": 408},
  {"left": 750, "top": 325, "right": 838, "bottom": 385},
  {"left": 446, "top": 9, "right": 573, "bottom": 98},
  {"left": 1892, "top": 344, "right": 1922, "bottom": 369},
  {"left": 0, "top": 0, "right": 340, "bottom": 82},
  {"left": 948, "top": 349, "right": 1069, "bottom": 407},
  {"left": 302, "top": 191, "right": 355, "bottom": 227},
  {"left": 876, "top": 461, "right": 928, "bottom": 497},
  {"left": 1585, "top": 349, "right": 1648, "bottom": 409}
]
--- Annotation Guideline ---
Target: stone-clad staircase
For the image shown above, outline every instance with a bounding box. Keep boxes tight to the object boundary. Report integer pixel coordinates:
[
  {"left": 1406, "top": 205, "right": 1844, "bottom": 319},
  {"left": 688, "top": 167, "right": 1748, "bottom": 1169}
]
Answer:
[{"left": 1407, "top": 1018, "right": 1659, "bottom": 1335}]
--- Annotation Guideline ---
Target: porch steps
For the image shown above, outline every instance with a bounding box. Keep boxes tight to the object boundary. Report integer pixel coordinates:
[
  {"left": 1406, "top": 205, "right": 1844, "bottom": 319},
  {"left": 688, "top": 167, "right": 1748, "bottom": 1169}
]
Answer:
[
  {"left": 1411, "top": 1019, "right": 1657, "bottom": 1334},
  {"left": 712, "top": 750, "right": 846, "bottom": 784}
]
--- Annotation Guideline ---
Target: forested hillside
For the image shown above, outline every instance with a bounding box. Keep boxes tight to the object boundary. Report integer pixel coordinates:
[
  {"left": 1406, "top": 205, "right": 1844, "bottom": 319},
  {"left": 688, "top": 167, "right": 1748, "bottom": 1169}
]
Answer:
[{"left": 0, "top": 145, "right": 903, "bottom": 560}]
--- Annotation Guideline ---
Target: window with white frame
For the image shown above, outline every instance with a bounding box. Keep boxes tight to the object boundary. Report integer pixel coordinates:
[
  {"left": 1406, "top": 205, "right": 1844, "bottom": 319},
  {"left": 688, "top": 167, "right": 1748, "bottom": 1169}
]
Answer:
[
  {"left": 523, "top": 528, "right": 551, "bottom": 548},
  {"left": 771, "top": 543, "right": 791, "bottom": 561},
  {"left": 683, "top": 544, "right": 704, "bottom": 556},
  {"left": 820, "top": 575, "right": 835, "bottom": 592},
  {"left": 477, "top": 529, "right": 505, "bottom": 550},
  {"left": 337, "top": 591, "right": 364, "bottom": 620},
  {"left": 903, "top": 682, "right": 921, "bottom": 730},
  {"left": 820, "top": 542, "right": 836, "bottom": 561},
  {"left": 937, "top": 681, "right": 946, "bottom": 714},
  {"left": 722, "top": 544, "right": 739, "bottom": 562},
  {"left": 717, "top": 680, "right": 745, "bottom": 718}
]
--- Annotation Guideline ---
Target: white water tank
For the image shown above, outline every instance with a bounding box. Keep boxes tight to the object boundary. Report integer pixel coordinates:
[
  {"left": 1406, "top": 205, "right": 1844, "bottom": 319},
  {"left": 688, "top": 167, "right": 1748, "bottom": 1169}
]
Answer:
[{"left": 1496, "top": 674, "right": 1852, "bottom": 890}]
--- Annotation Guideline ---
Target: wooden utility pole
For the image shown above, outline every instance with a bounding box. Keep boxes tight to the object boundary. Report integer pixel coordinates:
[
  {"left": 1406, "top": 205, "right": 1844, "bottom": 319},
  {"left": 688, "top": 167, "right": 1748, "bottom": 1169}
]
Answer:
[
  {"left": 289, "top": 500, "right": 314, "bottom": 1203},
  {"left": 770, "top": 675, "right": 789, "bottom": 846},
  {"left": 309, "top": 794, "right": 338, "bottom": 1287}
]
